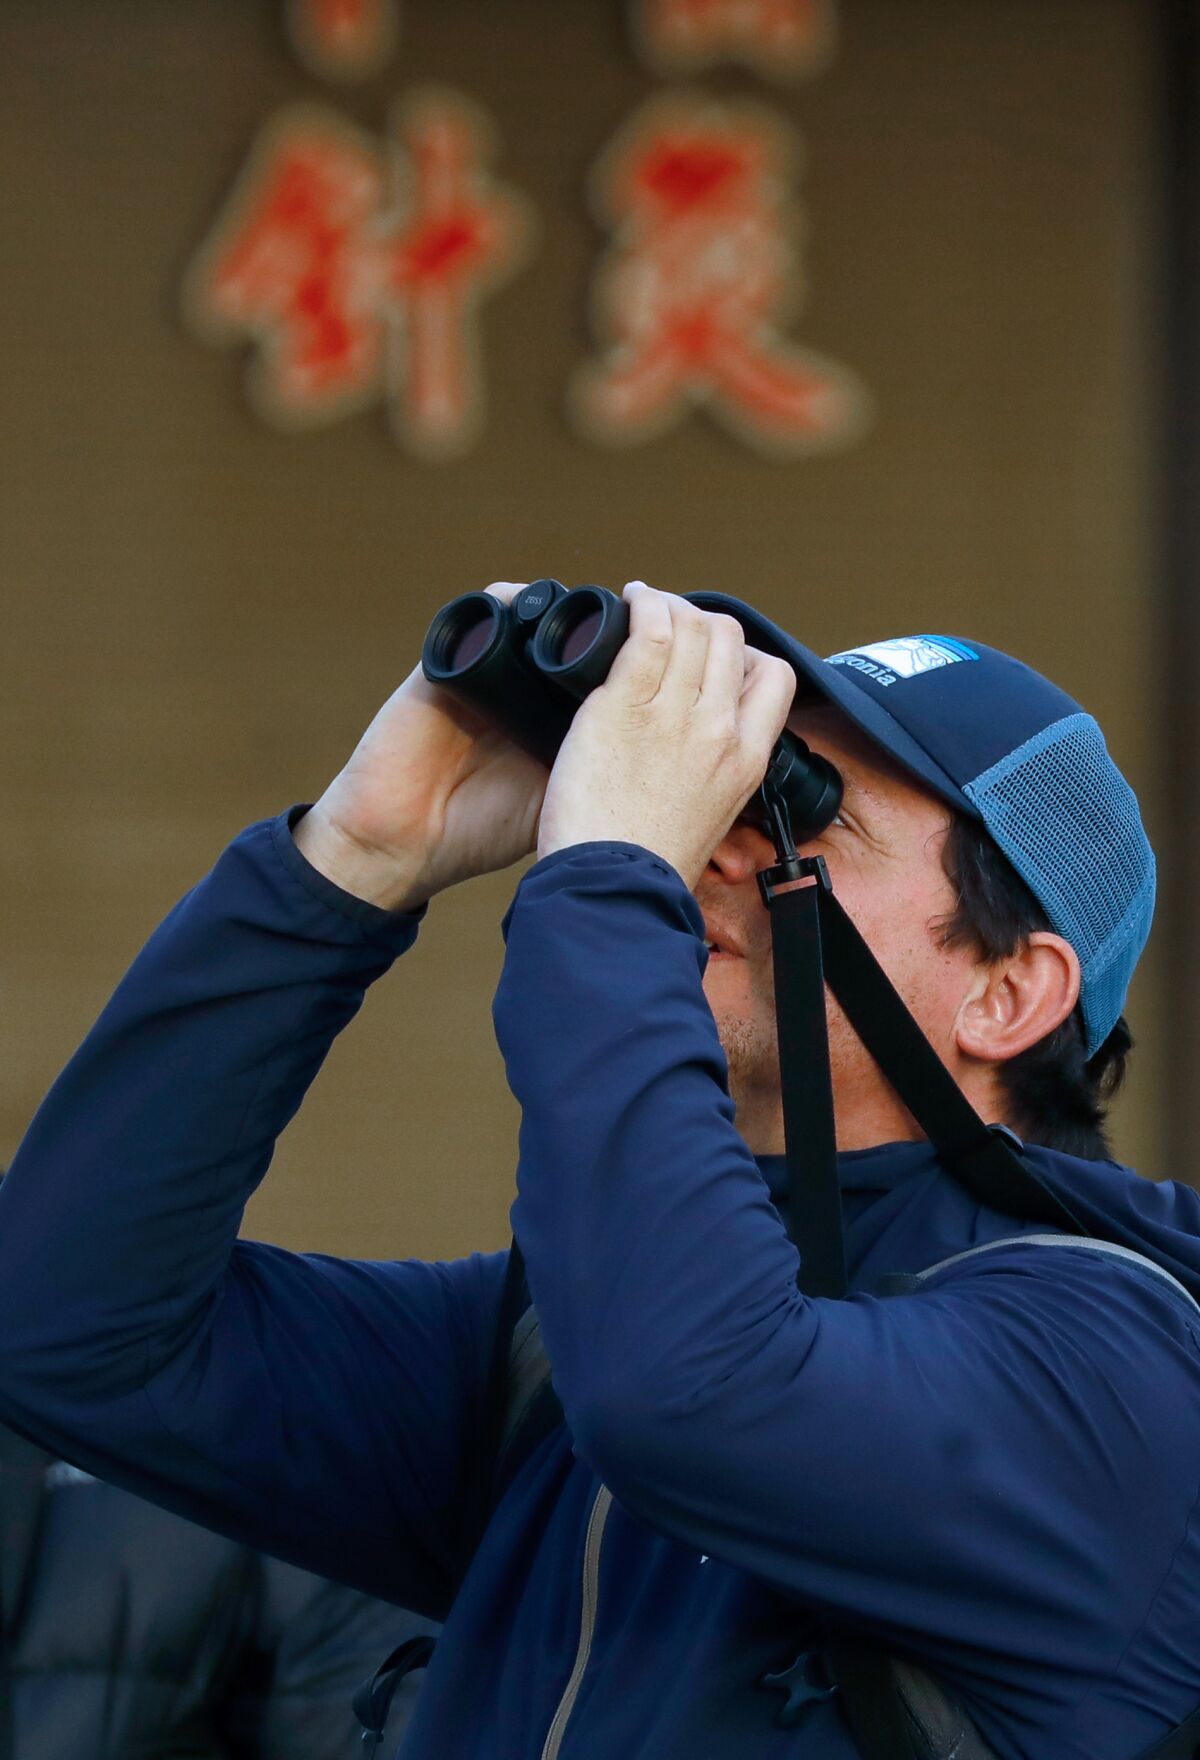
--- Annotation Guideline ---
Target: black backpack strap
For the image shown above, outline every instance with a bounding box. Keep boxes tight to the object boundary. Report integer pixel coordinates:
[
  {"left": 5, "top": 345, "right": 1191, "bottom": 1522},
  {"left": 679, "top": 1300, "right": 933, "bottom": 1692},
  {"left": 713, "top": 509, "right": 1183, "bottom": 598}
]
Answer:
[
  {"left": 488, "top": 1244, "right": 538, "bottom": 1468},
  {"left": 826, "top": 1645, "right": 1001, "bottom": 1760},
  {"left": 906, "top": 1232, "right": 1200, "bottom": 1318},
  {"left": 825, "top": 1644, "right": 926, "bottom": 1759},
  {"left": 351, "top": 1633, "right": 437, "bottom": 1757},
  {"left": 480, "top": 1242, "right": 566, "bottom": 1513},
  {"left": 0, "top": 1423, "right": 52, "bottom": 1640},
  {"left": 453, "top": 1239, "right": 552, "bottom": 1569},
  {"left": 493, "top": 1300, "right": 564, "bottom": 1506},
  {"left": 1134, "top": 1703, "right": 1200, "bottom": 1758}
]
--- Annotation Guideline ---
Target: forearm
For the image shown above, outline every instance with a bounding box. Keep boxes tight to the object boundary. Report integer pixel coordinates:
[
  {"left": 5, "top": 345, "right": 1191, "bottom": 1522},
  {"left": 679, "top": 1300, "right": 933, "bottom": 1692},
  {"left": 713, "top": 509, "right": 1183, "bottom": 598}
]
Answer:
[
  {"left": 494, "top": 845, "right": 807, "bottom": 1438},
  {"left": 0, "top": 808, "right": 422, "bottom": 1412}
]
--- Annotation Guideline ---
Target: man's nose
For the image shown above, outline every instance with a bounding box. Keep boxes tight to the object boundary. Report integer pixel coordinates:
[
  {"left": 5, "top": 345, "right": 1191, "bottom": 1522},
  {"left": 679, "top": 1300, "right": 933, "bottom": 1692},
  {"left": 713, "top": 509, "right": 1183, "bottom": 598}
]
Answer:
[{"left": 706, "top": 819, "right": 776, "bottom": 884}]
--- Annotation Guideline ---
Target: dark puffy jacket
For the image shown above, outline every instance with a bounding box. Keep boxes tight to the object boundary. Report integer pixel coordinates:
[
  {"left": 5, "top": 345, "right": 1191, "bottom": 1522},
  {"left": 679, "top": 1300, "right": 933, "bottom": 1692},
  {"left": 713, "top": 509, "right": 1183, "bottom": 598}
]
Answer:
[{"left": 0, "top": 1423, "right": 435, "bottom": 1759}]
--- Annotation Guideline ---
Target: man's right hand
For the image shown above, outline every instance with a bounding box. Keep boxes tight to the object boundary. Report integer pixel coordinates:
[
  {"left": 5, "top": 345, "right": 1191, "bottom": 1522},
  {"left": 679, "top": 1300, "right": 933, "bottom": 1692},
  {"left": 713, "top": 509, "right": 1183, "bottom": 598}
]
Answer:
[{"left": 294, "top": 584, "right": 550, "bottom": 912}]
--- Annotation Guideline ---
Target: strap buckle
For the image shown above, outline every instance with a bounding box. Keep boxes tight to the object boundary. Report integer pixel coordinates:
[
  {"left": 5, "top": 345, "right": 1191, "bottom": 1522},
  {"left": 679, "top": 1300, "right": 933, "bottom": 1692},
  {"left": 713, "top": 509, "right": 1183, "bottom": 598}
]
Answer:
[
  {"left": 755, "top": 779, "right": 832, "bottom": 907},
  {"left": 758, "top": 853, "right": 830, "bottom": 910}
]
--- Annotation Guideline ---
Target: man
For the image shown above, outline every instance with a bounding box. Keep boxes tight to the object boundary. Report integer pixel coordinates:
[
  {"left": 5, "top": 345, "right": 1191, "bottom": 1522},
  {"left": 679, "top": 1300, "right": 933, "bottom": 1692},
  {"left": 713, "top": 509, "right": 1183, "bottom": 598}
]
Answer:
[{"left": 0, "top": 582, "right": 1198, "bottom": 1760}]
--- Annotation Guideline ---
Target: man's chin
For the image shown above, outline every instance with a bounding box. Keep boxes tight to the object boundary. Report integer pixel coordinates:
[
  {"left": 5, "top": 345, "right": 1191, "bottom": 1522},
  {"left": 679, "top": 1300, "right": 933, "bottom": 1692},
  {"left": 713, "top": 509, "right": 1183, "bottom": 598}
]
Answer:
[
  {"left": 704, "top": 964, "right": 774, "bottom": 1050},
  {"left": 702, "top": 952, "right": 757, "bottom": 1010},
  {"left": 702, "top": 954, "right": 742, "bottom": 1014}
]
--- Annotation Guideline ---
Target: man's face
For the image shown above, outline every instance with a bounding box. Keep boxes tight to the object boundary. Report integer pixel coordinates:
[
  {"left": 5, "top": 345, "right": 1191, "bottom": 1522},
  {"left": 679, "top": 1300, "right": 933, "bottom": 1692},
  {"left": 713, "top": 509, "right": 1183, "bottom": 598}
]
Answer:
[{"left": 696, "top": 703, "right": 985, "bottom": 1152}]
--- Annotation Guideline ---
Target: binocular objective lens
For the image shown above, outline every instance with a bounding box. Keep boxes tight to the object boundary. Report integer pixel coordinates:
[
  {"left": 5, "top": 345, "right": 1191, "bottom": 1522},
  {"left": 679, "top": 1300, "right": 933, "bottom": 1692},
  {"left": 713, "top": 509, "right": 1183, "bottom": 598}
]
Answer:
[{"left": 559, "top": 608, "right": 604, "bottom": 668}]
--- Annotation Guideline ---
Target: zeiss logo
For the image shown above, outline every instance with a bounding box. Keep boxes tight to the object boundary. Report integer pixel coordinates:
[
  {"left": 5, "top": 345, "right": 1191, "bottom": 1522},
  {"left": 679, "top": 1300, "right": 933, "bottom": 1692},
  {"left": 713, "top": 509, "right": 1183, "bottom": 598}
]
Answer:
[{"left": 827, "top": 635, "right": 978, "bottom": 687}]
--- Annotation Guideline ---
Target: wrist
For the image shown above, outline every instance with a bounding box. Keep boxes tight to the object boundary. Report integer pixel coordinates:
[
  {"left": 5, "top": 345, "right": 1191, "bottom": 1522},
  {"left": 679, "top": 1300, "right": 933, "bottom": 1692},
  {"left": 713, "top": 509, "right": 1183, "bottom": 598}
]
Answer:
[
  {"left": 538, "top": 824, "right": 696, "bottom": 890},
  {"left": 293, "top": 806, "right": 433, "bottom": 913}
]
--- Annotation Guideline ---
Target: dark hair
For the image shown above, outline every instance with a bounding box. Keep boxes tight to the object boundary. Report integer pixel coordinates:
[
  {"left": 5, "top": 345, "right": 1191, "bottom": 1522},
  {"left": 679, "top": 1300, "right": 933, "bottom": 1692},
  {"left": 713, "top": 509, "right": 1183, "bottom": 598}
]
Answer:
[{"left": 937, "top": 815, "right": 1131, "bottom": 1161}]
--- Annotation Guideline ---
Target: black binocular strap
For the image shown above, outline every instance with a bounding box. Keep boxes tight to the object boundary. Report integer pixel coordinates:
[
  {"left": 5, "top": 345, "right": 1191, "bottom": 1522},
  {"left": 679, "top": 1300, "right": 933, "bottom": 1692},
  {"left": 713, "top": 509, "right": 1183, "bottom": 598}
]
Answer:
[
  {"left": 811, "top": 884, "right": 1086, "bottom": 1237},
  {"left": 764, "top": 868, "right": 1084, "bottom": 1307},
  {"left": 769, "top": 875, "right": 848, "bottom": 1298}
]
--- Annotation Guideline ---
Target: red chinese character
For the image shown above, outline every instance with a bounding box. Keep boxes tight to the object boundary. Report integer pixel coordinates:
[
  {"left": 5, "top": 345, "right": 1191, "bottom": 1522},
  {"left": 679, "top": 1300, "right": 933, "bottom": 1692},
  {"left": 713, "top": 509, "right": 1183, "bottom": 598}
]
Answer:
[
  {"left": 384, "top": 94, "right": 534, "bottom": 456},
  {"left": 184, "top": 94, "right": 533, "bottom": 459},
  {"left": 632, "top": 0, "right": 836, "bottom": 80},
  {"left": 571, "top": 97, "right": 867, "bottom": 456},
  {"left": 286, "top": 0, "right": 399, "bottom": 82}
]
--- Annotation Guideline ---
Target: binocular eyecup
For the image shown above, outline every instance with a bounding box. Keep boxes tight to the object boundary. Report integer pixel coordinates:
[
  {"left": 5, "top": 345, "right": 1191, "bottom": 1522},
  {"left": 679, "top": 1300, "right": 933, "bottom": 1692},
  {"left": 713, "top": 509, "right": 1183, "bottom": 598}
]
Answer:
[{"left": 421, "top": 580, "right": 843, "bottom": 846}]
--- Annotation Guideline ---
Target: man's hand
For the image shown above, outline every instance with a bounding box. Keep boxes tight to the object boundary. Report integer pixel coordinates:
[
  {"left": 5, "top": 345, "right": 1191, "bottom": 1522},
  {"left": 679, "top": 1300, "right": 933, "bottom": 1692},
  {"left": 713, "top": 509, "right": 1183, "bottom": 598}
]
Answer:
[
  {"left": 537, "top": 583, "right": 796, "bottom": 891},
  {"left": 295, "top": 584, "right": 550, "bottom": 912}
]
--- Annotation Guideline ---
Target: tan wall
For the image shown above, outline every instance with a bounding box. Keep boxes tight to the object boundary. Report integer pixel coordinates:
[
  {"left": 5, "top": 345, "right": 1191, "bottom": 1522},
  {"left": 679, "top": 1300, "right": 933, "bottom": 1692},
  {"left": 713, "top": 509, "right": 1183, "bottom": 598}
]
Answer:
[{"left": 0, "top": 0, "right": 1161, "bottom": 1260}]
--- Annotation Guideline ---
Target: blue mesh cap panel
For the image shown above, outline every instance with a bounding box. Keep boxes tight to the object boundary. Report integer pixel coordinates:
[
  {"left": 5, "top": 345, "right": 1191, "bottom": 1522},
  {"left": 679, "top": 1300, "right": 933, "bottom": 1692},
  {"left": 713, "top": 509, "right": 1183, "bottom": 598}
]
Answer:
[{"left": 963, "top": 713, "right": 1156, "bottom": 1054}]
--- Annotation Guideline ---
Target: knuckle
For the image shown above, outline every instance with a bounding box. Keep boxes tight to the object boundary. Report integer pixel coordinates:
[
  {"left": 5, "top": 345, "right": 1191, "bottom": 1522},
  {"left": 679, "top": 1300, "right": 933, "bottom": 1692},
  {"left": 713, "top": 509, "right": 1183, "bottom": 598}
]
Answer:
[
  {"left": 624, "top": 699, "right": 658, "bottom": 728},
  {"left": 707, "top": 708, "right": 741, "bottom": 748},
  {"left": 673, "top": 601, "right": 707, "bottom": 632}
]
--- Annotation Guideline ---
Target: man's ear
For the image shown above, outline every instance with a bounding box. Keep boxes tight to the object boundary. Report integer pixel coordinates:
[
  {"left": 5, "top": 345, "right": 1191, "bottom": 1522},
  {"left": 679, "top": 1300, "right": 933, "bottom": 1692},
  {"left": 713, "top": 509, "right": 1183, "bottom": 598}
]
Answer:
[{"left": 954, "top": 933, "right": 1082, "bottom": 1064}]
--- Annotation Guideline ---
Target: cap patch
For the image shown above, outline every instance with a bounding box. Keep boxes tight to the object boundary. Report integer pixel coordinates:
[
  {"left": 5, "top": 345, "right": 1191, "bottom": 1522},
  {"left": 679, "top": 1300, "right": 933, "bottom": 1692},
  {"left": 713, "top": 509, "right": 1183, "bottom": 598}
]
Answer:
[{"left": 828, "top": 635, "right": 979, "bottom": 688}]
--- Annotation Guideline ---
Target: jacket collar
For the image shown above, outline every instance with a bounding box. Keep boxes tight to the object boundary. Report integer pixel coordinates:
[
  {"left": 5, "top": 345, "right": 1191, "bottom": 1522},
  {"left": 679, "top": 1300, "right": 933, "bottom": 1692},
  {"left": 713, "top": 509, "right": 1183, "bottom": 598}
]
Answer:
[{"left": 755, "top": 1140, "right": 941, "bottom": 1205}]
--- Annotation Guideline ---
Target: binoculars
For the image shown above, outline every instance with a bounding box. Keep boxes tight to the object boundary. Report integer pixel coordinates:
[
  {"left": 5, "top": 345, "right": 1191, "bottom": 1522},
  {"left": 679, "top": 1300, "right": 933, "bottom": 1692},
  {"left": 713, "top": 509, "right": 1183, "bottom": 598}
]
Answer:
[{"left": 420, "top": 579, "right": 843, "bottom": 844}]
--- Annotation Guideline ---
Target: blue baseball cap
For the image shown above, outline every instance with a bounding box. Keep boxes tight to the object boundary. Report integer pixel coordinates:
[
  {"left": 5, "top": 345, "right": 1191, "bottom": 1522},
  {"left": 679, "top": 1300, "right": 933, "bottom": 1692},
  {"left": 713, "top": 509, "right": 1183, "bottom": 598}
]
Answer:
[{"left": 687, "top": 593, "right": 1156, "bottom": 1055}]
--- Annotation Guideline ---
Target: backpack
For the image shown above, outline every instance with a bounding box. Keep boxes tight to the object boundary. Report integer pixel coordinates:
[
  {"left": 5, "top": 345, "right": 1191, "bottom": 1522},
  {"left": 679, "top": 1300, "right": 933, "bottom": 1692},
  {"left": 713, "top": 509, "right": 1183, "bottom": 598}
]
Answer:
[{"left": 355, "top": 1233, "right": 1200, "bottom": 1760}]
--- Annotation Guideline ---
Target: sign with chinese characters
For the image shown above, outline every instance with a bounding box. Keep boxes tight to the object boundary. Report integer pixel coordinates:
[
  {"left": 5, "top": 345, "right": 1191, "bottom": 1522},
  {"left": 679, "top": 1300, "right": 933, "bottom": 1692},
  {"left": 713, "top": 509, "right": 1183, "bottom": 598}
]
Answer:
[
  {"left": 186, "top": 0, "right": 866, "bottom": 461},
  {"left": 183, "top": 93, "right": 533, "bottom": 460},
  {"left": 570, "top": 96, "right": 867, "bottom": 455},
  {"left": 285, "top": 0, "right": 400, "bottom": 82},
  {"left": 631, "top": 0, "right": 837, "bottom": 81}
]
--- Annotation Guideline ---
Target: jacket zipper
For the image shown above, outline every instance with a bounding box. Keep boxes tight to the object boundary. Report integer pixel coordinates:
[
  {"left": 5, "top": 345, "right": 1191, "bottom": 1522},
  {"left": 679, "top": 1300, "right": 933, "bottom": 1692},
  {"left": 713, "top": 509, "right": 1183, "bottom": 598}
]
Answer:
[{"left": 539, "top": 1485, "right": 613, "bottom": 1760}]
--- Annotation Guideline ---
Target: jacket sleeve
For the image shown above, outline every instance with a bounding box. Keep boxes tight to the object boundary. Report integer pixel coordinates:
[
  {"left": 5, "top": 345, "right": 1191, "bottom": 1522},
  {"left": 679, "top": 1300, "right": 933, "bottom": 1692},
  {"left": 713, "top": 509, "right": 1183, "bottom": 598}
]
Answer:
[
  {"left": 0, "top": 811, "right": 505, "bottom": 1619},
  {"left": 493, "top": 844, "right": 1200, "bottom": 1679}
]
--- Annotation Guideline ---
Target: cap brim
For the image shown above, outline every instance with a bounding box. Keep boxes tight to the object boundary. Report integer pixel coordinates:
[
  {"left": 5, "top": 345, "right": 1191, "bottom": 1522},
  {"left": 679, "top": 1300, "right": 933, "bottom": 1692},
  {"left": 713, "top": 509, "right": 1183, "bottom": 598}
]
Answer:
[{"left": 686, "top": 592, "right": 982, "bottom": 821}]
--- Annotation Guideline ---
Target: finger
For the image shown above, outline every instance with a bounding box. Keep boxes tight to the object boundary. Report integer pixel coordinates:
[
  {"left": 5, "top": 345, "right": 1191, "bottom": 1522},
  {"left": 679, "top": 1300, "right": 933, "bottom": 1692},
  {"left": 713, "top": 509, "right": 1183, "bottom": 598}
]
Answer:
[
  {"left": 737, "top": 650, "right": 797, "bottom": 769},
  {"left": 604, "top": 580, "right": 674, "bottom": 703},
  {"left": 482, "top": 581, "right": 528, "bottom": 605},
  {"left": 699, "top": 612, "right": 747, "bottom": 711},
  {"left": 657, "top": 594, "right": 712, "bottom": 707}
]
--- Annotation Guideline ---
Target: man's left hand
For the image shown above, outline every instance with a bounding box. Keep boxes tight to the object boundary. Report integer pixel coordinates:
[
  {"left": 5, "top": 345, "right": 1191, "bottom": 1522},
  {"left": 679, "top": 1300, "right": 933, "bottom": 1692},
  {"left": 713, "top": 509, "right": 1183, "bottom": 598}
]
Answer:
[{"left": 536, "top": 583, "right": 797, "bottom": 891}]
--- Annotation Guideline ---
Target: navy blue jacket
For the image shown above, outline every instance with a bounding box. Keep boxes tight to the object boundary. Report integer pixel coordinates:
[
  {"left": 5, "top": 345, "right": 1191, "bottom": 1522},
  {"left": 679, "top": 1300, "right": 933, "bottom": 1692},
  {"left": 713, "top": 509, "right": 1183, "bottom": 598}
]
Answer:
[{"left": 1, "top": 812, "right": 1200, "bottom": 1759}]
